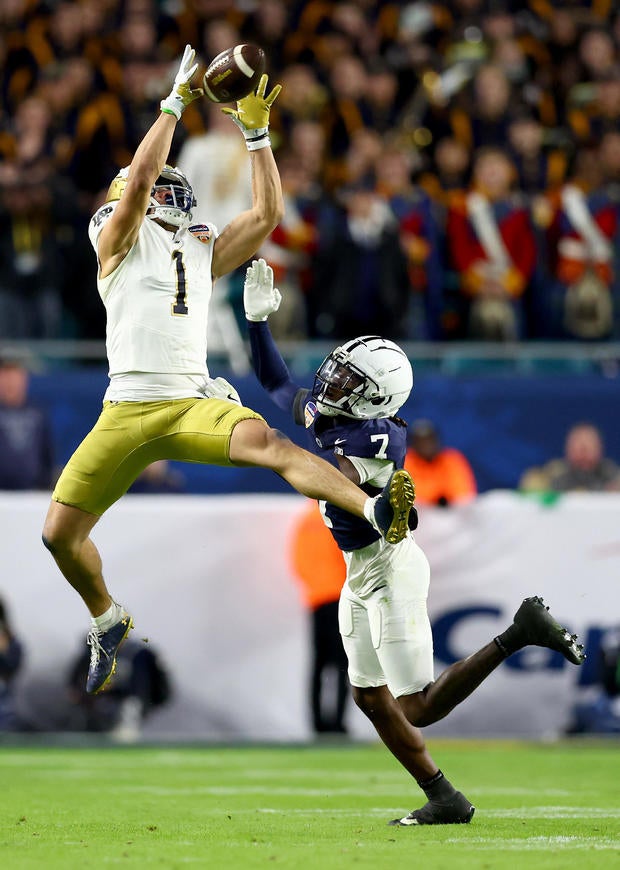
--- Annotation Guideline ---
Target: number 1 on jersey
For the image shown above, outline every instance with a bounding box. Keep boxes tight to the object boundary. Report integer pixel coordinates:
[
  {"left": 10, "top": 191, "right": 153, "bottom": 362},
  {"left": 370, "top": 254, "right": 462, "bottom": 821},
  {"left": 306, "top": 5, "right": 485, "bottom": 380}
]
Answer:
[{"left": 172, "top": 250, "right": 189, "bottom": 315}]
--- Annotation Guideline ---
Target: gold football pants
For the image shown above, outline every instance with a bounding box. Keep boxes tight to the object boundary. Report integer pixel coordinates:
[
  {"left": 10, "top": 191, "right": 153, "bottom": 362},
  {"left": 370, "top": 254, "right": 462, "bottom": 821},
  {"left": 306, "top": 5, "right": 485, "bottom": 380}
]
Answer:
[{"left": 52, "top": 398, "right": 264, "bottom": 516}]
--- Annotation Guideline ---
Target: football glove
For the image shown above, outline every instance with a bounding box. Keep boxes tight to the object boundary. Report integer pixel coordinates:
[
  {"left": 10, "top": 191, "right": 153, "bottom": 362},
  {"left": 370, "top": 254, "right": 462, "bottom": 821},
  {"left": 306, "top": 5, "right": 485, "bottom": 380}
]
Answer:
[
  {"left": 160, "top": 44, "right": 204, "bottom": 120},
  {"left": 204, "top": 376, "right": 242, "bottom": 405},
  {"left": 244, "top": 258, "right": 282, "bottom": 321},
  {"left": 221, "top": 74, "right": 282, "bottom": 151}
]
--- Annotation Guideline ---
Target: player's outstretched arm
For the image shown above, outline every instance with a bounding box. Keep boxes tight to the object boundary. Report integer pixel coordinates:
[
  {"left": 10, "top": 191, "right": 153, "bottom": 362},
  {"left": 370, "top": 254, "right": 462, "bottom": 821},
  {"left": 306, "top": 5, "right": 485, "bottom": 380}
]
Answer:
[
  {"left": 98, "top": 45, "right": 203, "bottom": 276},
  {"left": 244, "top": 259, "right": 302, "bottom": 414},
  {"left": 212, "top": 75, "right": 284, "bottom": 278}
]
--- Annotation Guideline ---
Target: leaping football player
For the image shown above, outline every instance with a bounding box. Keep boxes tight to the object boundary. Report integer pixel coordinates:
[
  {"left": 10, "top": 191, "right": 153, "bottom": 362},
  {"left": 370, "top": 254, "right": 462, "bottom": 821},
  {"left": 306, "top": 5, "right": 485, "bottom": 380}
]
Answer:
[
  {"left": 42, "top": 46, "right": 416, "bottom": 697},
  {"left": 243, "top": 257, "right": 586, "bottom": 826}
]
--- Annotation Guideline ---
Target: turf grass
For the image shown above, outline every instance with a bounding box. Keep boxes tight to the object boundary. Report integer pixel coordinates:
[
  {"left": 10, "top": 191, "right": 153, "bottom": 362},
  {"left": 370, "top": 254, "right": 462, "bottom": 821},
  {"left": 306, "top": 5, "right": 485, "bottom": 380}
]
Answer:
[{"left": 1, "top": 739, "right": 618, "bottom": 869}]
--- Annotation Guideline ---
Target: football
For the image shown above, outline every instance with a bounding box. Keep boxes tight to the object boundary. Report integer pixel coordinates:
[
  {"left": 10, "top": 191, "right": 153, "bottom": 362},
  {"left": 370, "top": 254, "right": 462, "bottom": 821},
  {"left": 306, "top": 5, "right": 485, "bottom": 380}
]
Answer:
[{"left": 203, "top": 44, "right": 266, "bottom": 104}]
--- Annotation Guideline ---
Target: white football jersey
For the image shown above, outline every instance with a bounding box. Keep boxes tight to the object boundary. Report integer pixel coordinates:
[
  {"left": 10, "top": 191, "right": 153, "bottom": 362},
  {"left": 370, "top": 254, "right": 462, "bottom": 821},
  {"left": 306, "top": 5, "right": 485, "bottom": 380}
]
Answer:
[{"left": 88, "top": 203, "right": 218, "bottom": 398}]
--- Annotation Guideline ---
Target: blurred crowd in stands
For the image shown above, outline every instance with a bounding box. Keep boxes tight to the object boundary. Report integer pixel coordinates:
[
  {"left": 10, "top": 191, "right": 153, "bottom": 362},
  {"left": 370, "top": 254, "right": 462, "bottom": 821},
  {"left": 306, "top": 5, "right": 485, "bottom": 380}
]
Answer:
[{"left": 1, "top": 0, "right": 619, "bottom": 344}]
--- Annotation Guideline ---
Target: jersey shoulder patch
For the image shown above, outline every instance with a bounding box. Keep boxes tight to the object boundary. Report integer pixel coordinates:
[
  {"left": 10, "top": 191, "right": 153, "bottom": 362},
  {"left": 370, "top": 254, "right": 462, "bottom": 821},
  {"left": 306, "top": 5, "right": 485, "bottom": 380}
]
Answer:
[
  {"left": 304, "top": 399, "right": 318, "bottom": 428},
  {"left": 188, "top": 224, "right": 214, "bottom": 244}
]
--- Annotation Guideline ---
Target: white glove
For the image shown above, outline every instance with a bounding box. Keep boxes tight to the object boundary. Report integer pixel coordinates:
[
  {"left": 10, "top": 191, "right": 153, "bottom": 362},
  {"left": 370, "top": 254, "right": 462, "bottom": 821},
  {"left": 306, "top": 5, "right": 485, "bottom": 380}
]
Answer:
[
  {"left": 244, "top": 258, "right": 282, "bottom": 321},
  {"left": 160, "top": 45, "right": 204, "bottom": 120},
  {"left": 204, "top": 376, "right": 242, "bottom": 405}
]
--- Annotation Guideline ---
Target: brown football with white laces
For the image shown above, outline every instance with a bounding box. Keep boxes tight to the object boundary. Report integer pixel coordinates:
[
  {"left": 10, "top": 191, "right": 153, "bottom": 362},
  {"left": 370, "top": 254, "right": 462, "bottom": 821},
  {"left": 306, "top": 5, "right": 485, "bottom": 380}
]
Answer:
[{"left": 203, "top": 44, "right": 266, "bottom": 103}]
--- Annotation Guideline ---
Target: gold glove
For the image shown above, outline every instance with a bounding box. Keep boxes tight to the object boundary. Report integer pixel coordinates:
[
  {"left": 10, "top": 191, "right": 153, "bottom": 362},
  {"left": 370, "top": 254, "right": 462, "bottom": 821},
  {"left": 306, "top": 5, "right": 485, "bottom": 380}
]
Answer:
[{"left": 221, "top": 74, "right": 281, "bottom": 150}]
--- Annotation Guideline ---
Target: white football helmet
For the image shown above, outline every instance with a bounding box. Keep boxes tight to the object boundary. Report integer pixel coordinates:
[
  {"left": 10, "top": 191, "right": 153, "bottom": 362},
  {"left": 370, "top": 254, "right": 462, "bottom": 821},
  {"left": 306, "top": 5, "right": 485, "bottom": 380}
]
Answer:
[
  {"left": 106, "top": 164, "right": 195, "bottom": 228},
  {"left": 312, "top": 335, "right": 413, "bottom": 419}
]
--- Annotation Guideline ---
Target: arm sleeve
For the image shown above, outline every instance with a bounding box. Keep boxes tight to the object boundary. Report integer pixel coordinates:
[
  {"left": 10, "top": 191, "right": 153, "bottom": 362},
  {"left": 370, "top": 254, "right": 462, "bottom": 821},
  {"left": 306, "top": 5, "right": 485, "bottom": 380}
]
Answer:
[
  {"left": 347, "top": 456, "right": 394, "bottom": 487},
  {"left": 247, "top": 320, "right": 303, "bottom": 415}
]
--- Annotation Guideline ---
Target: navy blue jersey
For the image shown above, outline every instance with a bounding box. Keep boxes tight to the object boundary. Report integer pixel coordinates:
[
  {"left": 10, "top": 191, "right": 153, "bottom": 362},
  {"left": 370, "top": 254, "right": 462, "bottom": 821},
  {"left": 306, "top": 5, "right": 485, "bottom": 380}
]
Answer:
[
  {"left": 293, "top": 388, "right": 407, "bottom": 551},
  {"left": 247, "top": 319, "right": 408, "bottom": 551}
]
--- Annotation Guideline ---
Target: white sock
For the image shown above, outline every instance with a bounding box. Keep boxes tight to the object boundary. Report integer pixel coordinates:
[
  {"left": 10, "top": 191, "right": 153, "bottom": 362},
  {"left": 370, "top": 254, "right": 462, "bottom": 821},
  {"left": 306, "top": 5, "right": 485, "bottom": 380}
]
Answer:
[
  {"left": 363, "top": 496, "right": 380, "bottom": 531},
  {"left": 91, "top": 601, "right": 124, "bottom": 632}
]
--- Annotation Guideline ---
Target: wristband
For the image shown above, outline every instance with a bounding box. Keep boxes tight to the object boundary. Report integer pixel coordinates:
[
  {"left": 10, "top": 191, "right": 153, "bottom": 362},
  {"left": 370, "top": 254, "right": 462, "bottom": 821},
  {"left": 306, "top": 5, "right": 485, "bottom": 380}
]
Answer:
[
  {"left": 160, "top": 100, "right": 181, "bottom": 120},
  {"left": 243, "top": 127, "right": 271, "bottom": 152}
]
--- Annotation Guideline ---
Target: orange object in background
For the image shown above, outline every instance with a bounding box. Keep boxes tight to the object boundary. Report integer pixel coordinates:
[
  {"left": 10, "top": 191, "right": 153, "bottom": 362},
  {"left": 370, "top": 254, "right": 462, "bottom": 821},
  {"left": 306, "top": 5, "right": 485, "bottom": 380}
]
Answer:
[
  {"left": 404, "top": 420, "right": 477, "bottom": 507},
  {"left": 289, "top": 501, "right": 346, "bottom": 610}
]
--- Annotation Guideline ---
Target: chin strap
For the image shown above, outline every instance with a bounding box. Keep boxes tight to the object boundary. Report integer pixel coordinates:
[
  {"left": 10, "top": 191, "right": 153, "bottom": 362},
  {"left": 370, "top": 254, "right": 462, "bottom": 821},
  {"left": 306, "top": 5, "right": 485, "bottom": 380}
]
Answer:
[{"left": 147, "top": 206, "right": 191, "bottom": 228}]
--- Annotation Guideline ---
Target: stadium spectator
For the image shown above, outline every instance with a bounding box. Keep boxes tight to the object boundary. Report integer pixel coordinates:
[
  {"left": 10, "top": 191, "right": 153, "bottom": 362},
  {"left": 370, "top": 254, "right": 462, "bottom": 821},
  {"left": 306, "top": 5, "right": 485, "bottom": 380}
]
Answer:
[
  {"left": 566, "top": 626, "right": 620, "bottom": 735},
  {"left": 544, "top": 148, "right": 619, "bottom": 339},
  {"left": 309, "top": 179, "right": 410, "bottom": 340},
  {"left": 0, "top": 167, "right": 65, "bottom": 340},
  {"left": 240, "top": 0, "right": 289, "bottom": 75},
  {"left": 274, "top": 65, "right": 329, "bottom": 144},
  {"left": 0, "top": 1, "right": 619, "bottom": 342},
  {"left": 341, "top": 127, "right": 383, "bottom": 192},
  {"left": 519, "top": 422, "right": 620, "bottom": 493},
  {"left": 5, "top": 94, "right": 55, "bottom": 176},
  {"left": 507, "top": 113, "right": 568, "bottom": 195},
  {"left": 0, "top": 594, "right": 24, "bottom": 731},
  {"left": 545, "top": 8, "right": 583, "bottom": 123},
  {"left": 0, "top": 357, "right": 55, "bottom": 491},
  {"left": 289, "top": 501, "right": 349, "bottom": 735},
  {"left": 419, "top": 137, "right": 471, "bottom": 205},
  {"left": 366, "top": 63, "right": 402, "bottom": 134},
  {"left": 446, "top": 147, "right": 537, "bottom": 340},
  {"left": 418, "top": 137, "right": 471, "bottom": 338},
  {"left": 577, "top": 27, "right": 619, "bottom": 85},
  {"left": 322, "top": 54, "right": 374, "bottom": 171},
  {"left": 568, "top": 73, "right": 620, "bottom": 147},
  {"left": 258, "top": 155, "right": 319, "bottom": 339},
  {"left": 66, "top": 637, "right": 171, "bottom": 741},
  {"left": 452, "top": 65, "right": 518, "bottom": 153},
  {"left": 288, "top": 119, "right": 328, "bottom": 181},
  {"left": 375, "top": 146, "right": 444, "bottom": 339},
  {"left": 404, "top": 419, "right": 477, "bottom": 507}
]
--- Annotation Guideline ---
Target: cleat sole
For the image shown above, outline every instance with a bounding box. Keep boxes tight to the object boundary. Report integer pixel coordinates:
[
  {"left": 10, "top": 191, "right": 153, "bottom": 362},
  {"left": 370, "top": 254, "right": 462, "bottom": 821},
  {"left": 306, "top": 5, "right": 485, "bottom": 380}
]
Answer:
[
  {"left": 389, "top": 805, "right": 475, "bottom": 826},
  {"left": 514, "top": 596, "right": 586, "bottom": 666},
  {"left": 385, "top": 470, "right": 416, "bottom": 544}
]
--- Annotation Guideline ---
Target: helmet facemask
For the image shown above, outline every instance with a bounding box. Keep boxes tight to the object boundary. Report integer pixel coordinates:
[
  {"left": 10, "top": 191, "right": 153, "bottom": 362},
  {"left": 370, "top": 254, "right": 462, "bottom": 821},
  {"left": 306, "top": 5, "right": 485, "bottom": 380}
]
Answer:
[
  {"left": 312, "top": 353, "right": 370, "bottom": 417},
  {"left": 147, "top": 166, "right": 195, "bottom": 228},
  {"left": 105, "top": 165, "right": 196, "bottom": 228}
]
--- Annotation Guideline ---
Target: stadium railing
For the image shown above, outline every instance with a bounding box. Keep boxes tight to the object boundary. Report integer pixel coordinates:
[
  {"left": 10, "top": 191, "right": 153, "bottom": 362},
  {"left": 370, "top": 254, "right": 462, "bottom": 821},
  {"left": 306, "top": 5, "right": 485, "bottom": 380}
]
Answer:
[{"left": 2, "top": 339, "right": 620, "bottom": 376}]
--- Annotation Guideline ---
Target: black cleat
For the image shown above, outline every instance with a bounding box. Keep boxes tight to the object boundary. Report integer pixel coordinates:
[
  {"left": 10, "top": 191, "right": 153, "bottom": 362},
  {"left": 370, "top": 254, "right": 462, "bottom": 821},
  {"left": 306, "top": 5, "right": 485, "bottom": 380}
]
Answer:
[
  {"left": 513, "top": 596, "right": 585, "bottom": 665},
  {"left": 389, "top": 792, "right": 475, "bottom": 826},
  {"left": 372, "top": 469, "right": 416, "bottom": 544}
]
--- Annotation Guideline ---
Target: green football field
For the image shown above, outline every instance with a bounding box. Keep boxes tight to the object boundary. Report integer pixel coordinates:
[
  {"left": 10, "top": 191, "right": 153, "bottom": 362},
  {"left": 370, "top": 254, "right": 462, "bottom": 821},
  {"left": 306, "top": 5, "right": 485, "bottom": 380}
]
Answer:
[{"left": 1, "top": 740, "right": 618, "bottom": 869}]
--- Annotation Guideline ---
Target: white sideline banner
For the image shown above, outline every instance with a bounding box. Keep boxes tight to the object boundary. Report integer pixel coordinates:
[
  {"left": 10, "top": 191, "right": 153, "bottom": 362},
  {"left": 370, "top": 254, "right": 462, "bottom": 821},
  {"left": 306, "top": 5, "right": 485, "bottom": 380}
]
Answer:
[{"left": 2, "top": 492, "right": 619, "bottom": 740}]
